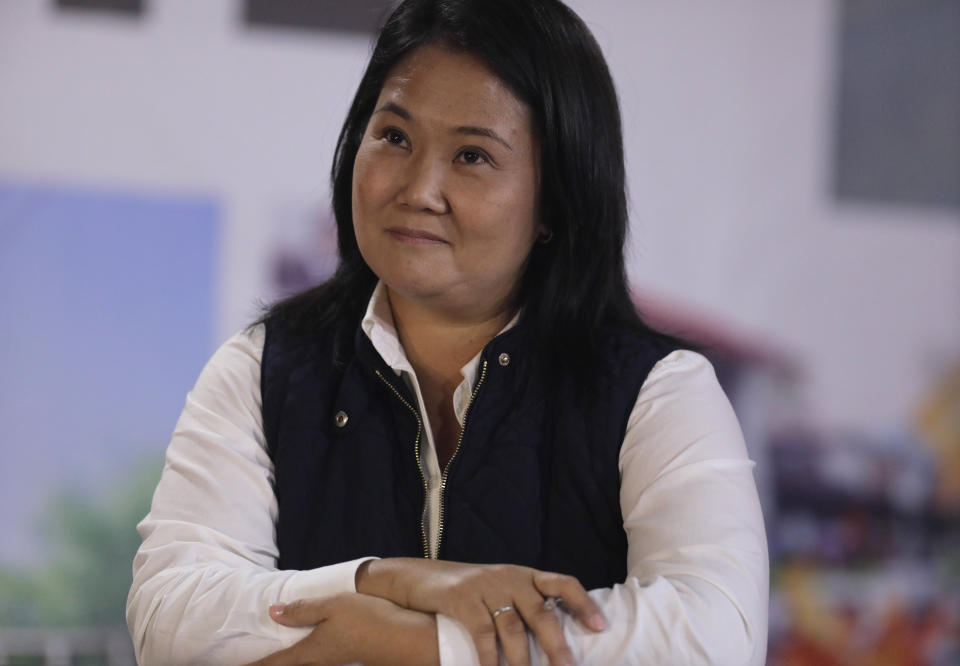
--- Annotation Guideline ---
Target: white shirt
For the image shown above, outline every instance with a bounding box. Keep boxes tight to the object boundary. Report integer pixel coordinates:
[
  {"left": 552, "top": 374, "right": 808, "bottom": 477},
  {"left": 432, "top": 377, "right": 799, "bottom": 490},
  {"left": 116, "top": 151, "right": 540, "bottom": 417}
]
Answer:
[{"left": 127, "top": 285, "right": 769, "bottom": 665}]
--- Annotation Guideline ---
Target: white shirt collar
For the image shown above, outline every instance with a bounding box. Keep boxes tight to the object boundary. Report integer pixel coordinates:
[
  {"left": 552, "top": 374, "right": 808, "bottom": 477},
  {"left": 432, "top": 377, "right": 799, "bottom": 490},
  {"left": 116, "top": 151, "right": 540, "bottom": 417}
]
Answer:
[{"left": 360, "top": 281, "right": 519, "bottom": 420}]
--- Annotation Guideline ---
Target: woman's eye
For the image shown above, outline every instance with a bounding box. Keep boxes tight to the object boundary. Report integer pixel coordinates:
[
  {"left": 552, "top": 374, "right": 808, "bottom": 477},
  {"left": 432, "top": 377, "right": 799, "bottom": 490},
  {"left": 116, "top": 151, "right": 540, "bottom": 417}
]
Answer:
[
  {"left": 382, "top": 129, "right": 407, "bottom": 146},
  {"left": 458, "top": 149, "right": 489, "bottom": 165}
]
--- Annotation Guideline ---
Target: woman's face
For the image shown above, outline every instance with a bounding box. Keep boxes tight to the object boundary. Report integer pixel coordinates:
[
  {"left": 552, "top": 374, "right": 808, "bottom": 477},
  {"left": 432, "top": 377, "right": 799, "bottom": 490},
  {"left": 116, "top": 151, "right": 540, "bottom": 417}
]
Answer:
[{"left": 352, "top": 44, "right": 542, "bottom": 320}]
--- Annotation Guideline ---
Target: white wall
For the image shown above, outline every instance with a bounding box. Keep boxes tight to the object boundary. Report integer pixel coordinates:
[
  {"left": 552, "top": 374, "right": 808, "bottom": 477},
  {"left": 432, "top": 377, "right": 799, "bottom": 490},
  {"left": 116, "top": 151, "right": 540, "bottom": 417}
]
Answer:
[
  {"left": 1, "top": 0, "right": 958, "bottom": 433},
  {"left": 568, "top": 0, "right": 960, "bottom": 432},
  {"left": 0, "top": 0, "right": 369, "bottom": 339}
]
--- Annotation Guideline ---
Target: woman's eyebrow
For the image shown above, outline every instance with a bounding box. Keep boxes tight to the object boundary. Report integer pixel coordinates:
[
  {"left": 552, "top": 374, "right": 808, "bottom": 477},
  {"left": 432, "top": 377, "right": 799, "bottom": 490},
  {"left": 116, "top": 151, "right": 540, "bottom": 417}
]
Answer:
[
  {"left": 373, "top": 102, "right": 411, "bottom": 120},
  {"left": 454, "top": 126, "right": 514, "bottom": 151},
  {"left": 373, "top": 102, "right": 513, "bottom": 151}
]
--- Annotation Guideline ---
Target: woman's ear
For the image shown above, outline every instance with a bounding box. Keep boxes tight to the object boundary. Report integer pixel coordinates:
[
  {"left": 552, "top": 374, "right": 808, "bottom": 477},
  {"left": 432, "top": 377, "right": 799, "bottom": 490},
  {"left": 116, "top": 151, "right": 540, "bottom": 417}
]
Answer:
[{"left": 537, "top": 227, "right": 554, "bottom": 244}]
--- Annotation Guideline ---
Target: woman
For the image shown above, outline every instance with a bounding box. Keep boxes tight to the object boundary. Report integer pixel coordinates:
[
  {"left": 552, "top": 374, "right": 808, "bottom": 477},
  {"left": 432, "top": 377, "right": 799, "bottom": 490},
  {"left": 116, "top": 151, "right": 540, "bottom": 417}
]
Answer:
[{"left": 127, "top": 0, "right": 768, "bottom": 664}]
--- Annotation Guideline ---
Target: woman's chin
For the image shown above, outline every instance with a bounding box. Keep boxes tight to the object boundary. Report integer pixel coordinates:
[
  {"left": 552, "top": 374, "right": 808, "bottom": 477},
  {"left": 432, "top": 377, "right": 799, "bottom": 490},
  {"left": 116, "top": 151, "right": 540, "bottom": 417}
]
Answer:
[{"left": 382, "top": 275, "right": 456, "bottom": 303}]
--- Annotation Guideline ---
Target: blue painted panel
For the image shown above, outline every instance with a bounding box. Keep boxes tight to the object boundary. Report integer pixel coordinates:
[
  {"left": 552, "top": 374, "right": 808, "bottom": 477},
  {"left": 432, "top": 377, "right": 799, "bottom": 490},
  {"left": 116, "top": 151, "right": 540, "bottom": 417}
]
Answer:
[{"left": 0, "top": 180, "right": 218, "bottom": 564}]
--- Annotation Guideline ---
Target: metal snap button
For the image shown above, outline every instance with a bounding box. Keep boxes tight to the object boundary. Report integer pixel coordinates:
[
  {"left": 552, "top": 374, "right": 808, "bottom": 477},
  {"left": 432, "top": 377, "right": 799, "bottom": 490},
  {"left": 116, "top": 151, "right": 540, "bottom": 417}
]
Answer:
[
  {"left": 333, "top": 410, "right": 349, "bottom": 428},
  {"left": 498, "top": 352, "right": 510, "bottom": 367}
]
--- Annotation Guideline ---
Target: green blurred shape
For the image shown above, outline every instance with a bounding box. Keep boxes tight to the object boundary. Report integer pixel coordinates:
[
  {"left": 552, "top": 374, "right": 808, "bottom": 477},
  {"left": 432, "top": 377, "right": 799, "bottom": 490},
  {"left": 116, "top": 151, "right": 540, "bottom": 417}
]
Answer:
[{"left": 0, "top": 455, "right": 162, "bottom": 627}]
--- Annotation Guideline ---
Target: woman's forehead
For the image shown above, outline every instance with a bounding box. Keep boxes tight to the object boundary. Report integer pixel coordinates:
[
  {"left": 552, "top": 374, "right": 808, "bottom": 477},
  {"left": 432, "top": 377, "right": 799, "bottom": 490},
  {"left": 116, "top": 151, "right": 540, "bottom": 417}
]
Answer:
[{"left": 376, "top": 44, "right": 532, "bottom": 138}]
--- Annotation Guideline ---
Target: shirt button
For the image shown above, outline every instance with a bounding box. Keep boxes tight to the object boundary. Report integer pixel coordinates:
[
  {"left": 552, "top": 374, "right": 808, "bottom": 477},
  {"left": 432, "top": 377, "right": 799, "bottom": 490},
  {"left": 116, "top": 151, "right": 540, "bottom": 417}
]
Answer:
[
  {"left": 498, "top": 353, "right": 510, "bottom": 367},
  {"left": 333, "top": 410, "right": 349, "bottom": 428}
]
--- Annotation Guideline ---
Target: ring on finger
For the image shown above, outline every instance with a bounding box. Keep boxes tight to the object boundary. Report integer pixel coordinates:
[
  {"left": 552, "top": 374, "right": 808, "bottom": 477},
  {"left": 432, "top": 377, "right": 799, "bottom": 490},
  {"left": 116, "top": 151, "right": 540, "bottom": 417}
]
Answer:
[
  {"left": 491, "top": 604, "right": 516, "bottom": 620},
  {"left": 543, "top": 596, "right": 564, "bottom": 611}
]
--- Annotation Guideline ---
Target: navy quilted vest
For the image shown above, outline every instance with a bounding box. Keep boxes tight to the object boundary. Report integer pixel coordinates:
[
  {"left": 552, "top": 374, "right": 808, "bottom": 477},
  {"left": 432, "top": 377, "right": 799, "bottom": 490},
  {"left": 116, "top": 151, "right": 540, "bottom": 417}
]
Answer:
[{"left": 261, "top": 316, "right": 673, "bottom": 590}]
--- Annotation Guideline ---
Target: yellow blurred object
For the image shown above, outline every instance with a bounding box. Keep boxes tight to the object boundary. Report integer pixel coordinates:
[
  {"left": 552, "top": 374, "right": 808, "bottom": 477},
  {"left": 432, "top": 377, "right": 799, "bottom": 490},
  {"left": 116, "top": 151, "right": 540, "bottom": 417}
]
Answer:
[
  {"left": 781, "top": 564, "right": 845, "bottom": 648},
  {"left": 773, "top": 564, "right": 955, "bottom": 665},
  {"left": 915, "top": 360, "right": 960, "bottom": 511}
]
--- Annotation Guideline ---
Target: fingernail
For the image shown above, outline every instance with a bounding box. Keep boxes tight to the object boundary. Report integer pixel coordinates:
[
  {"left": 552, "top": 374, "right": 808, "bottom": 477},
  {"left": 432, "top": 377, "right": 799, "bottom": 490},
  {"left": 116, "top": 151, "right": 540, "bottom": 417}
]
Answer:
[
  {"left": 590, "top": 614, "right": 607, "bottom": 631},
  {"left": 269, "top": 604, "right": 286, "bottom": 617}
]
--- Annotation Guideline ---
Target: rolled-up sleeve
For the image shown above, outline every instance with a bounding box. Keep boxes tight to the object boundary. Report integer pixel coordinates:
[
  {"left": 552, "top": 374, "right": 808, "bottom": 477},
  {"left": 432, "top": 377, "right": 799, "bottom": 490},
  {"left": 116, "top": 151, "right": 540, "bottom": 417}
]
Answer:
[
  {"left": 436, "top": 350, "right": 769, "bottom": 665},
  {"left": 126, "top": 325, "right": 373, "bottom": 665}
]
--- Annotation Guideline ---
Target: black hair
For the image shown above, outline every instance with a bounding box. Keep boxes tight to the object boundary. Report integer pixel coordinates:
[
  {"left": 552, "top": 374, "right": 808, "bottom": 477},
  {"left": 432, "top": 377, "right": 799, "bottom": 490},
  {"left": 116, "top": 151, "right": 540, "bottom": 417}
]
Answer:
[{"left": 262, "top": 0, "right": 673, "bottom": 380}]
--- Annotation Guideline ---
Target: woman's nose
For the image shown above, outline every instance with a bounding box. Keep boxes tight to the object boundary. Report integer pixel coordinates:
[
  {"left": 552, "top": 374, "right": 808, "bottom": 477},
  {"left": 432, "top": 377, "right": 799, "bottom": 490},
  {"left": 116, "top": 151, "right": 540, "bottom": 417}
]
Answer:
[{"left": 397, "top": 155, "right": 449, "bottom": 214}]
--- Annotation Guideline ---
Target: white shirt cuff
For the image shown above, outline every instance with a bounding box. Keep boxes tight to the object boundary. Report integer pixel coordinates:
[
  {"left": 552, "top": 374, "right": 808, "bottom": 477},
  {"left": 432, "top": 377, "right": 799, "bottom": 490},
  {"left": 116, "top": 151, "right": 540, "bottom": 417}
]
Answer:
[
  {"left": 437, "top": 613, "right": 481, "bottom": 666},
  {"left": 280, "top": 557, "right": 377, "bottom": 601}
]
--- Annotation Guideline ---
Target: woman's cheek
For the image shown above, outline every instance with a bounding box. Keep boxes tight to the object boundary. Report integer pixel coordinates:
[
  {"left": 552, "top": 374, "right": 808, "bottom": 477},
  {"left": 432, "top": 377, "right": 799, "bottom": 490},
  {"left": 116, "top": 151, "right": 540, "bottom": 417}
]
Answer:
[{"left": 355, "top": 150, "right": 397, "bottom": 210}]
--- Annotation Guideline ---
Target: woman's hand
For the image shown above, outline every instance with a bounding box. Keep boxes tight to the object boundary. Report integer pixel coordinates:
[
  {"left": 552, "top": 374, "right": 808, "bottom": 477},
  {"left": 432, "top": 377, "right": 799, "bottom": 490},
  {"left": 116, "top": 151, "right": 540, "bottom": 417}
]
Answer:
[
  {"left": 355, "top": 559, "right": 606, "bottom": 666},
  {"left": 243, "top": 593, "right": 439, "bottom": 666}
]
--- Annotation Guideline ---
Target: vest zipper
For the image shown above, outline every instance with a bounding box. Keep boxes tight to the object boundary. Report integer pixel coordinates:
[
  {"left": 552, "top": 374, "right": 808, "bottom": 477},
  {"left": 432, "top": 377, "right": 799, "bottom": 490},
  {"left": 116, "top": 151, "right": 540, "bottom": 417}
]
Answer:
[
  {"left": 436, "top": 359, "right": 488, "bottom": 558},
  {"left": 375, "top": 369, "right": 430, "bottom": 559}
]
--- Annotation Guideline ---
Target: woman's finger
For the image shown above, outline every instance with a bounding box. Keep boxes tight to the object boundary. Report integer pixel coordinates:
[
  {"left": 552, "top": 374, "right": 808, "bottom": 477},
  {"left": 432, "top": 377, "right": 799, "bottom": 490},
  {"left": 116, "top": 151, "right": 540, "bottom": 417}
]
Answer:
[
  {"left": 513, "top": 588, "right": 573, "bottom": 666},
  {"left": 463, "top": 602, "right": 501, "bottom": 666},
  {"left": 532, "top": 571, "right": 606, "bottom": 631},
  {"left": 268, "top": 598, "right": 330, "bottom": 627},
  {"left": 490, "top": 602, "right": 531, "bottom": 666}
]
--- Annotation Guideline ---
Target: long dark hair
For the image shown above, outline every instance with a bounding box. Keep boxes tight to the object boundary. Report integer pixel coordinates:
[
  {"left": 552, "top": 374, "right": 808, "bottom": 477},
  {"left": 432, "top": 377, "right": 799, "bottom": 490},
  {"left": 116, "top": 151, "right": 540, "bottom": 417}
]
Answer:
[{"left": 263, "top": 0, "right": 669, "bottom": 379}]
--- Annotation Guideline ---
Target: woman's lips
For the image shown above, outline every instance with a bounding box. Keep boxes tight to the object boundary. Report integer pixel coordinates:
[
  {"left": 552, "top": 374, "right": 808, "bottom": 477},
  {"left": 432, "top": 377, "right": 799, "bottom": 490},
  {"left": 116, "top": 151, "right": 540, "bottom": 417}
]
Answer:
[{"left": 386, "top": 227, "right": 448, "bottom": 244}]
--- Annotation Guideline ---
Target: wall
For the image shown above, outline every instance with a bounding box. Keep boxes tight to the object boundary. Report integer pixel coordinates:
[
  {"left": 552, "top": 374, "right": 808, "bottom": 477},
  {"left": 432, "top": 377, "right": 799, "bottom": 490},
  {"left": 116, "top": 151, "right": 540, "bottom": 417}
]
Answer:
[
  {"left": 2, "top": 0, "right": 958, "bottom": 660},
  {"left": 1, "top": 0, "right": 957, "bottom": 439}
]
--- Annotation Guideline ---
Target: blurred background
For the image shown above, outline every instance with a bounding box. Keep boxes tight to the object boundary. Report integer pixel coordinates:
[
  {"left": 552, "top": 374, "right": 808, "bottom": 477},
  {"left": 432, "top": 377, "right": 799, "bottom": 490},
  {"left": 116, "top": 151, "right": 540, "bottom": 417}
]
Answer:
[{"left": 0, "top": 0, "right": 957, "bottom": 663}]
